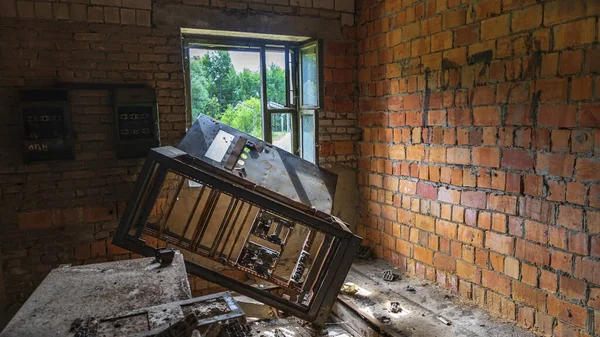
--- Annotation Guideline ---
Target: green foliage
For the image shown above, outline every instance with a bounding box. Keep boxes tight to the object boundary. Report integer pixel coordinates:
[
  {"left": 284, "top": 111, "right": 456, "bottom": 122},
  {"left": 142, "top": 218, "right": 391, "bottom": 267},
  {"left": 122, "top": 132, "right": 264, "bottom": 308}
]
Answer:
[
  {"left": 220, "top": 98, "right": 262, "bottom": 138},
  {"left": 266, "top": 63, "right": 286, "bottom": 106},
  {"left": 189, "top": 49, "right": 290, "bottom": 136}
]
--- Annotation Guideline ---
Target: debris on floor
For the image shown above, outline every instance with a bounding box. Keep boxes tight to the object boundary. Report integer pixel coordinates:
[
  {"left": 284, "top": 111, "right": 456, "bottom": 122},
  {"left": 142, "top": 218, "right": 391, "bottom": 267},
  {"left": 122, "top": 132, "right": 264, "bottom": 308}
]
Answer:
[
  {"left": 382, "top": 269, "right": 399, "bottom": 282},
  {"left": 389, "top": 302, "right": 401, "bottom": 314},
  {"left": 356, "top": 245, "right": 372, "bottom": 260},
  {"left": 334, "top": 259, "right": 537, "bottom": 337},
  {"left": 436, "top": 316, "right": 451, "bottom": 326},
  {"left": 340, "top": 282, "right": 358, "bottom": 295}
]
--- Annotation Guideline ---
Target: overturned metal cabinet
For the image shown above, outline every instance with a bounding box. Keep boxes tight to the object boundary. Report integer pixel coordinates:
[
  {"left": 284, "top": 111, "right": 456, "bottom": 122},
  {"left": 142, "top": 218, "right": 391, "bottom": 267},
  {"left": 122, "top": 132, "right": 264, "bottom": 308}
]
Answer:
[{"left": 113, "top": 115, "right": 362, "bottom": 324}]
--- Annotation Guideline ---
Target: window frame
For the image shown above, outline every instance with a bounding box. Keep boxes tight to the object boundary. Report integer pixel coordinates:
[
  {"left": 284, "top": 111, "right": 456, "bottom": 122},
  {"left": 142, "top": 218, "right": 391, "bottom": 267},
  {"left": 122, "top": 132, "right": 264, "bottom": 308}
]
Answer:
[{"left": 182, "top": 34, "right": 321, "bottom": 164}]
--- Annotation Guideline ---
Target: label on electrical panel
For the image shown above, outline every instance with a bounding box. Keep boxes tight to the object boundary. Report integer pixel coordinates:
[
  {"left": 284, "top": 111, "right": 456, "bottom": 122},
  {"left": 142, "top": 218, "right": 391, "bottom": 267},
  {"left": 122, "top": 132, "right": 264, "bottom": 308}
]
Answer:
[{"left": 205, "top": 130, "right": 234, "bottom": 163}]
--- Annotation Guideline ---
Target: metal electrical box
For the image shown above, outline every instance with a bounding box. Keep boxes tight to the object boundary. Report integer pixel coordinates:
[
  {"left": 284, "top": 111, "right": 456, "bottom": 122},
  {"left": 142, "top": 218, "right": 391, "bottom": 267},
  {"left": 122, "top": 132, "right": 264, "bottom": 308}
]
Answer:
[
  {"left": 20, "top": 89, "right": 73, "bottom": 163},
  {"left": 114, "top": 114, "right": 362, "bottom": 324},
  {"left": 113, "top": 88, "right": 159, "bottom": 159}
]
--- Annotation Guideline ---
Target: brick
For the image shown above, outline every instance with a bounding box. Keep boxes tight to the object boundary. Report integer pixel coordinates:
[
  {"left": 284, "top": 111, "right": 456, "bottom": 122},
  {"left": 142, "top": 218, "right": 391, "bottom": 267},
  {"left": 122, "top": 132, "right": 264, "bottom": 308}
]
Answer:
[
  {"left": 411, "top": 37, "right": 431, "bottom": 56},
  {"left": 414, "top": 245, "right": 433, "bottom": 264},
  {"left": 589, "top": 288, "right": 600, "bottom": 309},
  {"left": 0, "top": 0, "right": 16, "bottom": 17},
  {"left": 121, "top": 8, "right": 136, "bottom": 25},
  {"left": 399, "top": 180, "right": 417, "bottom": 195},
  {"left": 544, "top": 0, "right": 585, "bottom": 26},
  {"left": 70, "top": 3, "right": 86, "bottom": 21},
  {"left": 547, "top": 180, "right": 566, "bottom": 202},
  {"left": 513, "top": 281, "right": 546, "bottom": 311},
  {"left": 551, "top": 130, "right": 570, "bottom": 153},
  {"left": 516, "top": 239, "right": 549, "bottom": 266},
  {"left": 454, "top": 23, "right": 479, "bottom": 47},
  {"left": 564, "top": 182, "right": 586, "bottom": 206},
  {"left": 488, "top": 194, "right": 517, "bottom": 214},
  {"left": 588, "top": 235, "right": 600, "bottom": 257},
  {"left": 52, "top": 208, "right": 83, "bottom": 226},
  {"left": 538, "top": 105, "right": 576, "bottom": 127},
  {"left": 472, "top": 147, "right": 499, "bottom": 167},
  {"left": 580, "top": 103, "right": 600, "bottom": 127},
  {"left": 535, "top": 312, "right": 554, "bottom": 336},
  {"left": 540, "top": 53, "right": 558, "bottom": 76},
  {"left": 481, "top": 14, "right": 509, "bottom": 40},
  {"left": 438, "top": 187, "right": 460, "bottom": 204},
  {"left": 575, "top": 158, "right": 600, "bottom": 181},
  {"left": 482, "top": 270, "right": 510, "bottom": 296},
  {"left": 421, "top": 16, "right": 442, "bottom": 36},
  {"left": 461, "top": 191, "right": 486, "bottom": 209},
  {"left": 505, "top": 173, "right": 521, "bottom": 193},
  {"left": 75, "top": 244, "right": 91, "bottom": 260},
  {"left": 536, "top": 153, "right": 575, "bottom": 177},
  {"left": 585, "top": 49, "right": 600, "bottom": 73},
  {"left": 431, "top": 31, "right": 452, "bottom": 52},
  {"left": 415, "top": 214, "right": 435, "bottom": 232},
  {"left": 458, "top": 225, "right": 483, "bottom": 247},
  {"left": 557, "top": 205, "right": 583, "bottom": 230},
  {"left": 34, "top": 1, "right": 52, "bottom": 19},
  {"left": 136, "top": 9, "right": 150, "bottom": 26},
  {"left": 517, "top": 306, "right": 534, "bottom": 329},
  {"left": 88, "top": 6, "right": 103, "bottom": 22},
  {"left": 521, "top": 263, "right": 537, "bottom": 286},
  {"left": 511, "top": 4, "right": 542, "bottom": 32},
  {"left": 417, "top": 181, "right": 437, "bottom": 200},
  {"left": 560, "top": 50, "right": 583, "bottom": 76},
  {"left": 540, "top": 269, "right": 557, "bottom": 293},
  {"left": 571, "top": 77, "right": 592, "bottom": 101},
  {"left": 504, "top": 257, "right": 519, "bottom": 279},
  {"left": 16, "top": 1, "right": 34, "bottom": 18},
  {"left": 473, "top": 106, "right": 500, "bottom": 125},
  {"left": 104, "top": 6, "right": 120, "bottom": 23},
  {"left": 560, "top": 275, "right": 586, "bottom": 301},
  {"left": 501, "top": 148, "right": 533, "bottom": 171},
  {"left": 551, "top": 250, "right": 573, "bottom": 273},
  {"left": 457, "top": 260, "right": 480, "bottom": 283},
  {"left": 18, "top": 211, "right": 52, "bottom": 230},
  {"left": 122, "top": 0, "right": 151, "bottom": 9},
  {"left": 553, "top": 18, "right": 595, "bottom": 50},
  {"left": 442, "top": 9, "right": 466, "bottom": 30},
  {"left": 90, "top": 240, "right": 107, "bottom": 258},
  {"left": 536, "top": 79, "right": 569, "bottom": 102},
  {"left": 85, "top": 205, "right": 116, "bottom": 222},
  {"left": 547, "top": 295, "right": 587, "bottom": 329},
  {"left": 446, "top": 148, "right": 470, "bottom": 165},
  {"left": 571, "top": 130, "right": 593, "bottom": 153},
  {"left": 590, "top": 211, "right": 600, "bottom": 234},
  {"left": 554, "top": 322, "right": 583, "bottom": 337},
  {"left": 433, "top": 253, "right": 456, "bottom": 272},
  {"left": 485, "top": 232, "right": 514, "bottom": 255},
  {"left": 568, "top": 233, "right": 588, "bottom": 255},
  {"left": 108, "top": 243, "right": 130, "bottom": 255},
  {"left": 524, "top": 220, "right": 547, "bottom": 244},
  {"left": 53, "top": 3, "right": 69, "bottom": 20},
  {"left": 489, "top": 251, "right": 504, "bottom": 272}
]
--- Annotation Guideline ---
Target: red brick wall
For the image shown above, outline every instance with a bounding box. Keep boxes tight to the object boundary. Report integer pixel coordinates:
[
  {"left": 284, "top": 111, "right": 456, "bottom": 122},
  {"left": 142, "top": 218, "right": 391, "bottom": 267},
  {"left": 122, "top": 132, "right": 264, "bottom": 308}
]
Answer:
[
  {"left": 0, "top": 0, "right": 357, "bottom": 304},
  {"left": 355, "top": 0, "right": 600, "bottom": 335}
]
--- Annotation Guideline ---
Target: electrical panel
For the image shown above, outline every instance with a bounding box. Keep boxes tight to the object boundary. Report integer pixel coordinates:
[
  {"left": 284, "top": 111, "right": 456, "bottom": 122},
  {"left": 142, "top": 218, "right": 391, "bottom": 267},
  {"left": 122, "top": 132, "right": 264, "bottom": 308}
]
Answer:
[{"left": 113, "top": 114, "right": 361, "bottom": 325}]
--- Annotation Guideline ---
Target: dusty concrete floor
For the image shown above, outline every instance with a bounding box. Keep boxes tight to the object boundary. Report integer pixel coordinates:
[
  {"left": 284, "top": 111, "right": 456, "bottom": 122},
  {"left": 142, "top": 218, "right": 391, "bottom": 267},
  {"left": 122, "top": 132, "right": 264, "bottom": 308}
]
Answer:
[
  {"left": 0, "top": 254, "right": 191, "bottom": 337},
  {"left": 339, "top": 259, "right": 535, "bottom": 337}
]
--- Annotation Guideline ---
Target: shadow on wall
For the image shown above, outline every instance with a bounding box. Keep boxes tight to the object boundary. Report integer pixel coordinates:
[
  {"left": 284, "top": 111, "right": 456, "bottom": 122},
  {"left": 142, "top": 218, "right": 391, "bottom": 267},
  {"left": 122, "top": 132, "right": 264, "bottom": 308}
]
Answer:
[{"left": 331, "top": 167, "right": 358, "bottom": 233}]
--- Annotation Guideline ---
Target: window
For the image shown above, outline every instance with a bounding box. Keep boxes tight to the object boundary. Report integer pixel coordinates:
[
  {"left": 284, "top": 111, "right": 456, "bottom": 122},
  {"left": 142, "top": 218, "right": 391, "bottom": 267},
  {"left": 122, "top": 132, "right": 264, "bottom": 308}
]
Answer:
[{"left": 183, "top": 32, "right": 321, "bottom": 164}]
